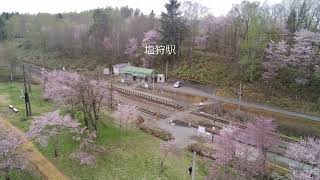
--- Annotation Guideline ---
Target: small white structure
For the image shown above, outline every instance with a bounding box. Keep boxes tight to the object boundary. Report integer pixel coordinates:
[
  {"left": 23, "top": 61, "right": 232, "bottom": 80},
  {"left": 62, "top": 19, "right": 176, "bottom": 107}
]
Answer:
[
  {"left": 103, "top": 68, "right": 110, "bottom": 75},
  {"left": 113, "top": 63, "right": 129, "bottom": 75},
  {"left": 157, "top": 74, "right": 165, "bottom": 83},
  {"left": 198, "top": 126, "right": 206, "bottom": 136}
]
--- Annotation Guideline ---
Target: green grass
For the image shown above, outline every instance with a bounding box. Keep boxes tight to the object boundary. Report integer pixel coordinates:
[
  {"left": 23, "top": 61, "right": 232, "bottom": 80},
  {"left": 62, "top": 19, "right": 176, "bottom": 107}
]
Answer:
[
  {"left": 40, "top": 119, "right": 208, "bottom": 180},
  {"left": 0, "top": 82, "right": 54, "bottom": 131},
  {"left": 0, "top": 82, "right": 209, "bottom": 180},
  {"left": 0, "top": 170, "right": 41, "bottom": 180}
]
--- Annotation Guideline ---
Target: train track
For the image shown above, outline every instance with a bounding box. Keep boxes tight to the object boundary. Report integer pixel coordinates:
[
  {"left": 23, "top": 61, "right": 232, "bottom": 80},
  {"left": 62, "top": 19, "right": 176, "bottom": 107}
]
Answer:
[
  {"left": 137, "top": 108, "right": 169, "bottom": 119},
  {"left": 190, "top": 110, "right": 298, "bottom": 144}
]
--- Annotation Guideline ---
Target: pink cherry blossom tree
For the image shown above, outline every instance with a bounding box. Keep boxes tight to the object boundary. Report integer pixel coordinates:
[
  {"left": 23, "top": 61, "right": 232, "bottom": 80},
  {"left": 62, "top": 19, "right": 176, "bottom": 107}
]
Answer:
[
  {"left": 262, "top": 30, "right": 320, "bottom": 85},
  {"left": 142, "top": 29, "right": 161, "bottom": 67},
  {"left": 262, "top": 40, "right": 289, "bottom": 81},
  {"left": 213, "top": 117, "right": 279, "bottom": 177},
  {"left": 288, "top": 30, "right": 320, "bottom": 85},
  {"left": 213, "top": 125, "right": 239, "bottom": 165},
  {"left": 286, "top": 137, "right": 320, "bottom": 180},
  {"left": 125, "top": 38, "right": 139, "bottom": 61},
  {"left": 142, "top": 29, "right": 161, "bottom": 46},
  {"left": 113, "top": 104, "right": 138, "bottom": 136},
  {"left": 70, "top": 128, "right": 97, "bottom": 166},
  {"left": 42, "top": 70, "right": 80, "bottom": 105},
  {"left": 0, "top": 127, "right": 28, "bottom": 180},
  {"left": 27, "top": 110, "right": 80, "bottom": 157},
  {"left": 240, "top": 117, "right": 279, "bottom": 176},
  {"left": 43, "top": 71, "right": 108, "bottom": 131}
]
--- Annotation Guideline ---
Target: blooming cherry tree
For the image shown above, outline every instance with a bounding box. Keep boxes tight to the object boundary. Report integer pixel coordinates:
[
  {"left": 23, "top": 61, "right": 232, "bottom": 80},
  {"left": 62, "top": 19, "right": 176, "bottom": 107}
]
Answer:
[
  {"left": 142, "top": 29, "right": 161, "bottom": 67},
  {"left": 27, "top": 110, "right": 80, "bottom": 157},
  {"left": 113, "top": 104, "right": 138, "bottom": 136},
  {"left": 286, "top": 137, "right": 320, "bottom": 180},
  {"left": 213, "top": 117, "right": 279, "bottom": 177},
  {"left": 42, "top": 70, "right": 80, "bottom": 105},
  {"left": 43, "top": 71, "right": 108, "bottom": 131},
  {"left": 0, "top": 128, "right": 28, "bottom": 180},
  {"left": 213, "top": 125, "right": 239, "bottom": 165},
  {"left": 262, "top": 40, "right": 289, "bottom": 81},
  {"left": 262, "top": 30, "right": 320, "bottom": 85},
  {"left": 125, "top": 38, "right": 139, "bottom": 61},
  {"left": 71, "top": 128, "right": 97, "bottom": 166}
]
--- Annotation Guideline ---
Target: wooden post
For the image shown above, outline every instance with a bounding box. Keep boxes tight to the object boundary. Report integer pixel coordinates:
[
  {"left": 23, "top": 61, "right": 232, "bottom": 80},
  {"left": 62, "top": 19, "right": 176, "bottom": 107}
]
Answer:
[
  {"left": 152, "top": 72, "right": 155, "bottom": 93},
  {"left": 192, "top": 151, "right": 196, "bottom": 180},
  {"left": 165, "top": 60, "right": 168, "bottom": 82},
  {"left": 238, "top": 83, "right": 242, "bottom": 111}
]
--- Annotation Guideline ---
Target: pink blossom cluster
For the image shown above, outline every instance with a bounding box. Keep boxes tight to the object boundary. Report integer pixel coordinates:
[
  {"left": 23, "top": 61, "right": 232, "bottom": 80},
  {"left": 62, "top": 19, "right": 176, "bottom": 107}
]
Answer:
[
  {"left": 286, "top": 137, "right": 320, "bottom": 179},
  {"left": 213, "top": 117, "right": 279, "bottom": 177},
  {"left": 42, "top": 70, "right": 80, "bottom": 105},
  {"left": 27, "top": 110, "right": 80, "bottom": 147},
  {"left": 125, "top": 38, "right": 139, "bottom": 58},
  {"left": 263, "top": 30, "right": 320, "bottom": 85},
  {"left": 0, "top": 127, "right": 27, "bottom": 177}
]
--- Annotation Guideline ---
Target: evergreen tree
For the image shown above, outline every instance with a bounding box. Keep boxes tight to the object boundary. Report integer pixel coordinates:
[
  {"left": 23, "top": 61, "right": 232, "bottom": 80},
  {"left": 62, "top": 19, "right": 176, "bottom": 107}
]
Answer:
[
  {"left": 286, "top": 9, "right": 297, "bottom": 34},
  {"left": 149, "top": 10, "right": 155, "bottom": 19},
  {"left": 0, "top": 17, "right": 6, "bottom": 41},
  {"left": 160, "top": 0, "right": 185, "bottom": 62}
]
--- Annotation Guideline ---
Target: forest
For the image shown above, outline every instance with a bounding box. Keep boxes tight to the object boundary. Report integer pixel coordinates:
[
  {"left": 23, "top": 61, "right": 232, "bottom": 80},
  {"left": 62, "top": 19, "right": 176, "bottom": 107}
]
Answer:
[
  {"left": 0, "top": 0, "right": 320, "bottom": 180},
  {"left": 0, "top": 0, "right": 320, "bottom": 113}
]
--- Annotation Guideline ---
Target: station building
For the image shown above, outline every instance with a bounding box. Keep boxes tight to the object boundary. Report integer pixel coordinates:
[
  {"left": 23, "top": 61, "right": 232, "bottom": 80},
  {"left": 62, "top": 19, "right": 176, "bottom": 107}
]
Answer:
[{"left": 120, "top": 66, "right": 155, "bottom": 83}]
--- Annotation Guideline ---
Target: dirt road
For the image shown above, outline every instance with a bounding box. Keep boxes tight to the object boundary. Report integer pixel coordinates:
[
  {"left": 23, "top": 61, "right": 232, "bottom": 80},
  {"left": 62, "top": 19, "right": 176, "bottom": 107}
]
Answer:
[{"left": 0, "top": 117, "right": 69, "bottom": 180}]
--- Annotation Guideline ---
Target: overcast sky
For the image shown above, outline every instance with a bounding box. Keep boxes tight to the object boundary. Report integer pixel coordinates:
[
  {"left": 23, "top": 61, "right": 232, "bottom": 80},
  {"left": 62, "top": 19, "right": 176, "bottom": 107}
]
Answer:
[{"left": 0, "top": 0, "right": 282, "bottom": 16}]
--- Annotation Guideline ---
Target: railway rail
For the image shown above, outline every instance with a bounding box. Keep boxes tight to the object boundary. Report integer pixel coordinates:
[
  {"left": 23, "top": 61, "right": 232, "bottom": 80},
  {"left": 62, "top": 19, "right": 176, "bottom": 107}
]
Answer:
[{"left": 190, "top": 110, "right": 298, "bottom": 144}]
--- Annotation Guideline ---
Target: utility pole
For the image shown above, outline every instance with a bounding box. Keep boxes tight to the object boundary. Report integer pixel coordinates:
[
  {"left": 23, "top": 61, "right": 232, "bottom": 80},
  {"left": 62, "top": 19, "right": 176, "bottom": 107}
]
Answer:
[
  {"left": 165, "top": 60, "right": 168, "bottom": 82},
  {"left": 192, "top": 151, "right": 196, "bottom": 180},
  {"left": 110, "top": 79, "right": 114, "bottom": 111},
  {"left": 23, "top": 64, "right": 32, "bottom": 116},
  {"left": 27, "top": 67, "right": 32, "bottom": 93}
]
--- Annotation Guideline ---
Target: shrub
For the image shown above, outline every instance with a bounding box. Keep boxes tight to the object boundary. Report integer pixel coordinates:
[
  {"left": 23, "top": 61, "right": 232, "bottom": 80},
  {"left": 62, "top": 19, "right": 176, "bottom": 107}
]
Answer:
[
  {"left": 139, "top": 124, "right": 174, "bottom": 141},
  {"left": 277, "top": 123, "right": 320, "bottom": 139},
  {"left": 187, "top": 143, "right": 214, "bottom": 160}
]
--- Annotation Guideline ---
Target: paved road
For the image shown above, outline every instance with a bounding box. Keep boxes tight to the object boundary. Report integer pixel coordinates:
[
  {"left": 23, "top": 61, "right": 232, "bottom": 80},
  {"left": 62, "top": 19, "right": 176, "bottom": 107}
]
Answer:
[{"left": 157, "top": 84, "right": 320, "bottom": 122}]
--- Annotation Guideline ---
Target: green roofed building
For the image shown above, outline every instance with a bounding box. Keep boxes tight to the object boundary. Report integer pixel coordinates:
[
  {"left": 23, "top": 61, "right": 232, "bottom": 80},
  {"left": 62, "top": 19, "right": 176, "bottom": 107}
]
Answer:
[{"left": 120, "top": 66, "right": 155, "bottom": 82}]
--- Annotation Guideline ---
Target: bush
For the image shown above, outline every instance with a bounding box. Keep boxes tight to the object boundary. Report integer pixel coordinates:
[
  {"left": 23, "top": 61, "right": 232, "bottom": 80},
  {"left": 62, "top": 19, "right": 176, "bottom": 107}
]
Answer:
[
  {"left": 139, "top": 124, "right": 174, "bottom": 141},
  {"left": 187, "top": 143, "right": 214, "bottom": 160},
  {"left": 231, "top": 110, "right": 255, "bottom": 123},
  {"left": 277, "top": 123, "right": 320, "bottom": 139}
]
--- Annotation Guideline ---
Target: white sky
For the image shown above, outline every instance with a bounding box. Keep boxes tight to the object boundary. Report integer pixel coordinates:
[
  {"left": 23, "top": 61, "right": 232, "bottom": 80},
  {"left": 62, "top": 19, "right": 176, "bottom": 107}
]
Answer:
[{"left": 0, "top": 0, "right": 282, "bottom": 16}]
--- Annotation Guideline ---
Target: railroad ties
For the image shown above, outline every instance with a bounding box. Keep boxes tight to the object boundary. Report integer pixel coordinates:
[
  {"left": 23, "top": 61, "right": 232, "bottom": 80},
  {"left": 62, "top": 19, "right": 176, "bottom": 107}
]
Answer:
[
  {"left": 190, "top": 110, "right": 298, "bottom": 144},
  {"left": 110, "top": 84, "right": 184, "bottom": 110}
]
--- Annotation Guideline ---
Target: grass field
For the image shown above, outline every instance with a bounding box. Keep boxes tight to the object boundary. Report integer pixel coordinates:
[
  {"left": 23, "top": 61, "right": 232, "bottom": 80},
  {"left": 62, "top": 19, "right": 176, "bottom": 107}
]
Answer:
[{"left": 0, "top": 82, "right": 209, "bottom": 180}]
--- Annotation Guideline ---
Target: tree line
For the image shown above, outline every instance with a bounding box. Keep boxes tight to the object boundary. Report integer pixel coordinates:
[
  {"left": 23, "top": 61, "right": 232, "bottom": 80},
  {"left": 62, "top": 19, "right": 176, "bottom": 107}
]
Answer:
[{"left": 1, "top": 0, "right": 320, "bottom": 100}]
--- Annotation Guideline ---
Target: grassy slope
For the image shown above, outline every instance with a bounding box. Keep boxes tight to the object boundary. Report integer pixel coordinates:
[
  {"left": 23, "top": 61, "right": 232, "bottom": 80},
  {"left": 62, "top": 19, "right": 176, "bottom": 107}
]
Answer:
[
  {"left": 0, "top": 82, "right": 208, "bottom": 180},
  {"left": 173, "top": 51, "right": 320, "bottom": 115},
  {"left": 4, "top": 40, "right": 101, "bottom": 70}
]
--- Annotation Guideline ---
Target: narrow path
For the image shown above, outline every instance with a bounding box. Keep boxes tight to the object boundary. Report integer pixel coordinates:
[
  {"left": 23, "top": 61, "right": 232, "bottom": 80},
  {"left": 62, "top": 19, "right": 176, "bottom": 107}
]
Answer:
[{"left": 0, "top": 117, "right": 69, "bottom": 180}]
